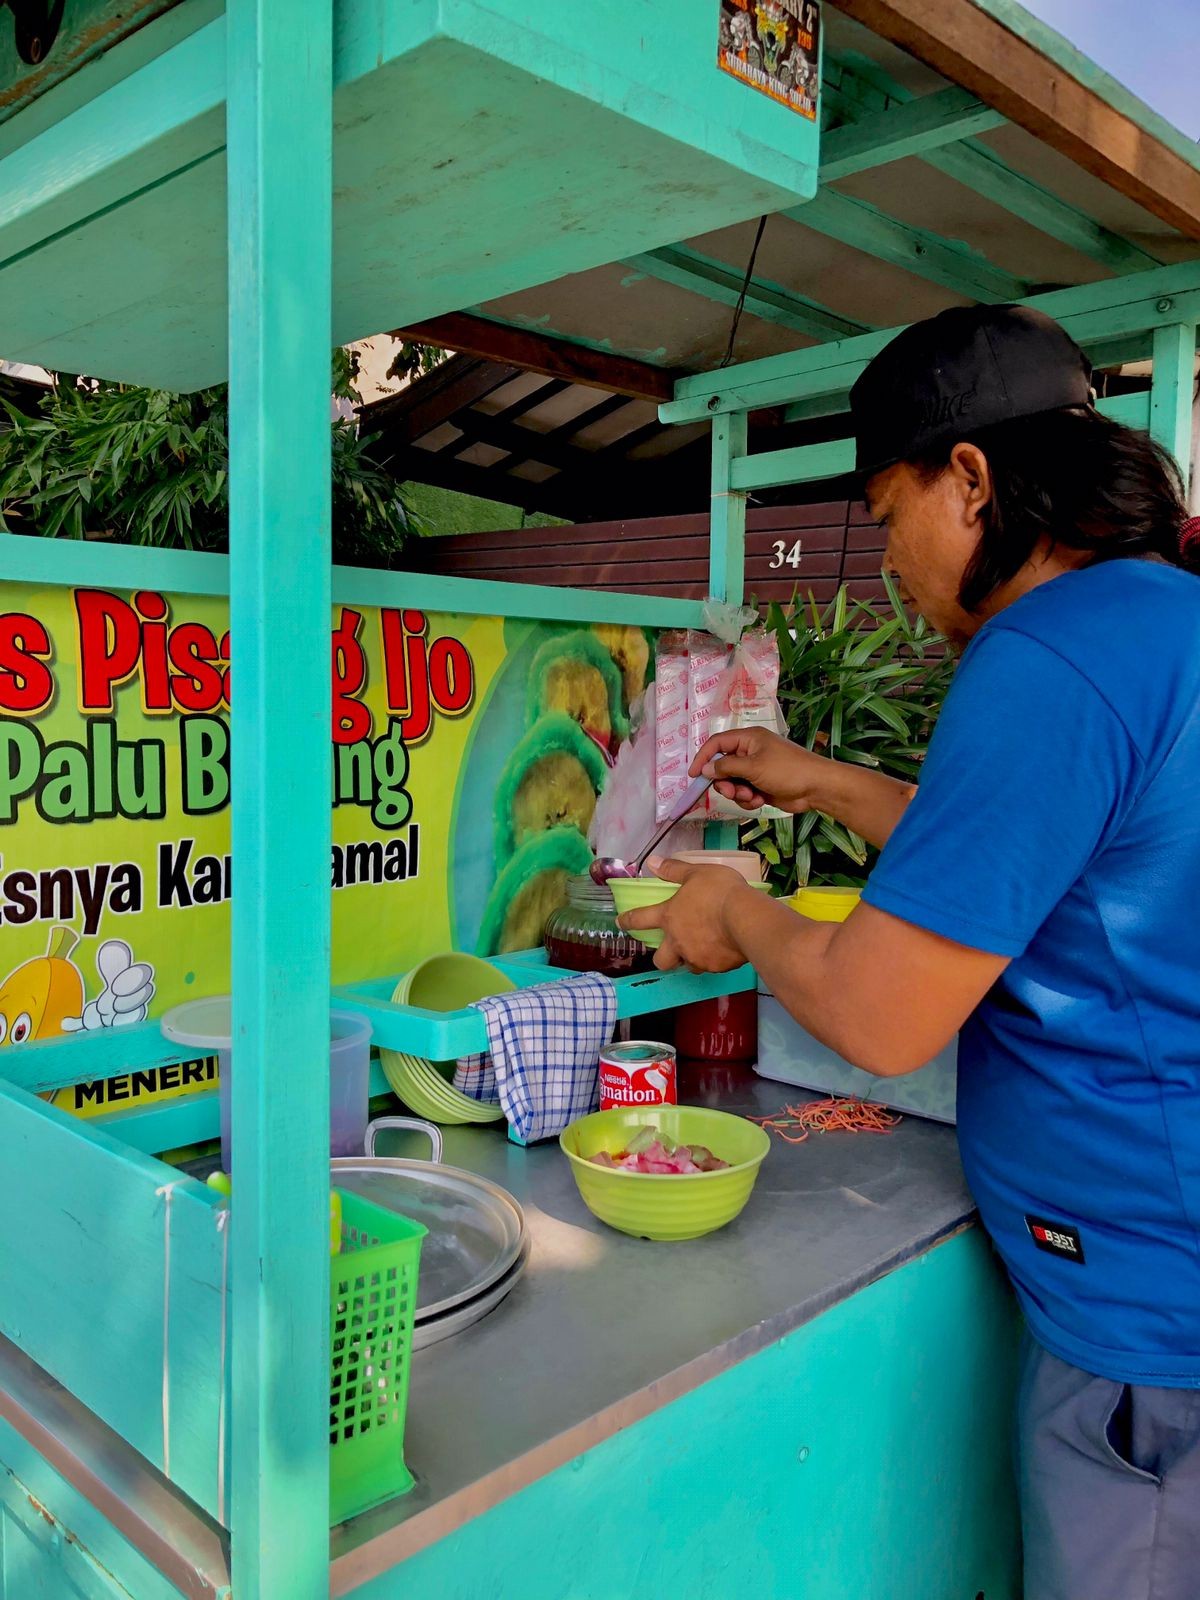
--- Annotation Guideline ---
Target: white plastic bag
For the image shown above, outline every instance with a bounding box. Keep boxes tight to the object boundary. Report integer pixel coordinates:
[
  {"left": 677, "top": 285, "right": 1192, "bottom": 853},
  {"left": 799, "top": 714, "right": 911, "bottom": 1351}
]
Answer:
[
  {"left": 653, "top": 603, "right": 788, "bottom": 823},
  {"left": 595, "top": 681, "right": 705, "bottom": 860}
]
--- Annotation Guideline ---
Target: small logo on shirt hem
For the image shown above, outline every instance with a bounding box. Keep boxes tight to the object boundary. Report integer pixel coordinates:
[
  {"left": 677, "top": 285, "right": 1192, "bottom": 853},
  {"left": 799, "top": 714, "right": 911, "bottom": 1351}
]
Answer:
[{"left": 1025, "top": 1215, "right": 1086, "bottom": 1264}]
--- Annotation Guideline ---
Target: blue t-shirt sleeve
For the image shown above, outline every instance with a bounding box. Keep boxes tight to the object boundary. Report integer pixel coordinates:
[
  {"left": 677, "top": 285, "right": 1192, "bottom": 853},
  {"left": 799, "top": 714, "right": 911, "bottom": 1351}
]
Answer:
[{"left": 862, "top": 625, "right": 1143, "bottom": 957}]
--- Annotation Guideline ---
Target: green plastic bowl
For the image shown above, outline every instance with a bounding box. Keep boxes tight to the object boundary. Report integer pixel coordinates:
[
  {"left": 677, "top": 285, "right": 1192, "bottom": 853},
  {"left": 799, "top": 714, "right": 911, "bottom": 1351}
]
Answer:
[
  {"left": 609, "top": 877, "right": 770, "bottom": 949},
  {"left": 381, "top": 1051, "right": 505, "bottom": 1125},
  {"left": 395, "top": 952, "right": 517, "bottom": 1012},
  {"left": 560, "top": 1105, "right": 770, "bottom": 1241},
  {"left": 382, "top": 953, "right": 515, "bottom": 1123}
]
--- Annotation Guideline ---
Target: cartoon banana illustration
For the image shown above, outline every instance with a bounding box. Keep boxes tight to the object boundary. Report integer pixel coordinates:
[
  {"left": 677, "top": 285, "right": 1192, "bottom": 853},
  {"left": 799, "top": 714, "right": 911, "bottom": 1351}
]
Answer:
[{"left": 0, "top": 926, "right": 85, "bottom": 1047}]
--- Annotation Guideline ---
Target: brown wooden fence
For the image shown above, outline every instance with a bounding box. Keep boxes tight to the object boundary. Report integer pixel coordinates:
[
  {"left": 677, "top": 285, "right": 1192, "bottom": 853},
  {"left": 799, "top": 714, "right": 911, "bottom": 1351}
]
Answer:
[{"left": 410, "top": 502, "right": 888, "bottom": 609}]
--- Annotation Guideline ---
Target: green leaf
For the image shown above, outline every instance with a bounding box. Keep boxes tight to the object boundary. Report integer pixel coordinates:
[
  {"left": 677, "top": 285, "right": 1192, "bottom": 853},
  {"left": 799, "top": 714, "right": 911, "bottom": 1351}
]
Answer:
[
  {"left": 816, "top": 817, "right": 869, "bottom": 865},
  {"left": 845, "top": 614, "right": 900, "bottom": 667},
  {"left": 864, "top": 695, "right": 912, "bottom": 736},
  {"left": 794, "top": 842, "right": 812, "bottom": 887},
  {"left": 795, "top": 810, "right": 820, "bottom": 843}
]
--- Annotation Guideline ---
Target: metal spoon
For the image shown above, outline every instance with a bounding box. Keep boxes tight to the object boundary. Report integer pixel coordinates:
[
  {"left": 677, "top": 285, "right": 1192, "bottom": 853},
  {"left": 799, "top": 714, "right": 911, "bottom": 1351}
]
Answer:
[{"left": 590, "top": 774, "right": 713, "bottom": 885}]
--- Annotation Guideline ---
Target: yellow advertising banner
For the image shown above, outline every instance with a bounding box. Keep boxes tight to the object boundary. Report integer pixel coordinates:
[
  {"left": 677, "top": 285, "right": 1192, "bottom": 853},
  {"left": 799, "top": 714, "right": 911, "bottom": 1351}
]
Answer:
[{"left": 0, "top": 576, "right": 649, "bottom": 1114}]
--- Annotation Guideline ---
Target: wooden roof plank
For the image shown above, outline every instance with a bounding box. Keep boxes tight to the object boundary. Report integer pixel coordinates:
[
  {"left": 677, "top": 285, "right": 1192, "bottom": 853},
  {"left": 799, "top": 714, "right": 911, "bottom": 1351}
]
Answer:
[
  {"left": 624, "top": 243, "right": 871, "bottom": 342},
  {"left": 826, "top": 0, "right": 1200, "bottom": 240},
  {"left": 362, "top": 355, "right": 524, "bottom": 444},
  {"left": 787, "top": 187, "right": 1030, "bottom": 302},
  {"left": 391, "top": 311, "right": 676, "bottom": 402},
  {"left": 826, "top": 53, "right": 1163, "bottom": 275}
]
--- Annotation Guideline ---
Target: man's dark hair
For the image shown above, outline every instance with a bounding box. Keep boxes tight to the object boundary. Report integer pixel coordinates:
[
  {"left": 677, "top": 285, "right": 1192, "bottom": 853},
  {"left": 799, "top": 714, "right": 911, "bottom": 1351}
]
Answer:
[{"left": 913, "top": 407, "right": 1194, "bottom": 613}]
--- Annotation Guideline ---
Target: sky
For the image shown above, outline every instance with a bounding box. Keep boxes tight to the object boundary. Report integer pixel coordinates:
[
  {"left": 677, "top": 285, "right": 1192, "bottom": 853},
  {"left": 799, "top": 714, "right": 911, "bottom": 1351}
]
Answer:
[{"left": 1020, "top": 0, "right": 1200, "bottom": 139}]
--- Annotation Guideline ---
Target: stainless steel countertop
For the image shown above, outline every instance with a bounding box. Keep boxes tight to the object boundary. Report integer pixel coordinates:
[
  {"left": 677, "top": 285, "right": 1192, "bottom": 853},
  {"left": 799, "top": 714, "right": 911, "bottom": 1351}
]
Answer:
[
  {"left": 0, "top": 1070, "right": 973, "bottom": 1599},
  {"left": 331, "top": 1068, "right": 974, "bottom": 1593}
]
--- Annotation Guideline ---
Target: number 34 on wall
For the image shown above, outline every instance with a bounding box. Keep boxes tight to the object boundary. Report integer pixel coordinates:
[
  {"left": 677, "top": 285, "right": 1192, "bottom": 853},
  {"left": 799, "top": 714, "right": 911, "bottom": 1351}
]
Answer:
[{"left": 768, "top": 538, "right": 803, "bottom": 571}]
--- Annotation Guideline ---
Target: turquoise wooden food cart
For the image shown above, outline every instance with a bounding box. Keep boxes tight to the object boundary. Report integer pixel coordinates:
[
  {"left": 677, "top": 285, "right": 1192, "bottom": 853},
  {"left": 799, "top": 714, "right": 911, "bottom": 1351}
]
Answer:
[{"left": 1, "top": 3, "right": 1197, "bottom": 1597}]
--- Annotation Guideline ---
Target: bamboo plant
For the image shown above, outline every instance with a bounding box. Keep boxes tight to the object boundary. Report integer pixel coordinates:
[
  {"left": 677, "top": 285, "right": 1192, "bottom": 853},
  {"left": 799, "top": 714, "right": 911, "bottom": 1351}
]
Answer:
[
  {"left": 744, "top": 575, "right": 955, "bottom": 894},
  {"left": 0, "top": 349, "right": 417, "bottom": 565}
]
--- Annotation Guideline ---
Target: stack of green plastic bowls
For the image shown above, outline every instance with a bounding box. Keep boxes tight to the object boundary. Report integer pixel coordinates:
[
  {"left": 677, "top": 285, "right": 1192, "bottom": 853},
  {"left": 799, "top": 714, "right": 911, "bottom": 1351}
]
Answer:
[{"left": 380, "top": 953, "right": 515, "bottom": 1125}]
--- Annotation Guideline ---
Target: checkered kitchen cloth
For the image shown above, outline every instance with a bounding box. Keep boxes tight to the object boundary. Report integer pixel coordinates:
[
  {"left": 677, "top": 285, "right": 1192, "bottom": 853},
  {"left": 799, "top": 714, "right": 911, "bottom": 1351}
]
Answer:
[{"left": 453, "top": 974, "right": 617, "bottom": 1143}]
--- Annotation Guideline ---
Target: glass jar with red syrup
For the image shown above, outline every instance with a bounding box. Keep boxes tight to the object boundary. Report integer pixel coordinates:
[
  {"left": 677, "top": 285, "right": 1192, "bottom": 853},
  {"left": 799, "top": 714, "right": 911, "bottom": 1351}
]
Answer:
[{"left": 544, "top": 875, "right": 652, "bottom": 977}]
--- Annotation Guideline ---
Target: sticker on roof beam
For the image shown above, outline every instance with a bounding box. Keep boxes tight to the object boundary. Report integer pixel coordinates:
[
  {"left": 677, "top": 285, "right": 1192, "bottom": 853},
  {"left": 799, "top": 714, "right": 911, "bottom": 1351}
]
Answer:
[{"left": 718, "top": 0, "right": 820, "bottom": 122}]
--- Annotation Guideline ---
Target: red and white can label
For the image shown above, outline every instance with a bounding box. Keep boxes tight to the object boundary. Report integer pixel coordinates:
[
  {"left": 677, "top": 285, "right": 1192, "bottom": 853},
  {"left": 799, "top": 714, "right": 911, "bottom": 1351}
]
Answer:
[{"left": 599, "top": 1042, "right": 678, "bottom": 1110}]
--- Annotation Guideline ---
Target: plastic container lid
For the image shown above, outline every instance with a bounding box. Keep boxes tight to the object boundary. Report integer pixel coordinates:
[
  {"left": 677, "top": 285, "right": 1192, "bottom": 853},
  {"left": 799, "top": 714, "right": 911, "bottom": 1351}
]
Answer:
[
  {"left": 161, "top": 995, "right": 233, "bottom": 1050},
  {"left": 161, "top": 996, "right": 371, "bottom": 1050}
]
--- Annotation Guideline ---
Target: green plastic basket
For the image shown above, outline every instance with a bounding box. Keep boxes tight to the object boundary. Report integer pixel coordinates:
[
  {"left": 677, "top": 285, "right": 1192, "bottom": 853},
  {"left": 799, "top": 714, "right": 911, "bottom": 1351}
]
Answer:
[{"left": 329, "top": 1189, "right": 426, "bottom": 1523}]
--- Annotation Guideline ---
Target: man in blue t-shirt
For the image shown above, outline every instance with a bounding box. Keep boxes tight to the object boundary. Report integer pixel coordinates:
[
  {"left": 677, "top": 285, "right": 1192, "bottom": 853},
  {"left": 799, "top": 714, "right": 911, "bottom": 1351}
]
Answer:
[{"left": 621, "top": 306, "right": 1200, "bottom": 1600}]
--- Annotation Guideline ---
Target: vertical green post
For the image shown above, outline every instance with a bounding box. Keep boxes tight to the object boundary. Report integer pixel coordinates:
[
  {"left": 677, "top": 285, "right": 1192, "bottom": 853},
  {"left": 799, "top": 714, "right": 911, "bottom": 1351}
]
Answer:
[
  {"left": 709, "top": 412, "right": 749, "bottom": 604},
  {"left": 226, "top": 2, "right": 333, "bottom": 1596},
  {"left": 1150, "top": 322, "right": 1197, "bottom": 492},
  {"left": 708, "top": 413, "right": 749, "bottom": 847}
]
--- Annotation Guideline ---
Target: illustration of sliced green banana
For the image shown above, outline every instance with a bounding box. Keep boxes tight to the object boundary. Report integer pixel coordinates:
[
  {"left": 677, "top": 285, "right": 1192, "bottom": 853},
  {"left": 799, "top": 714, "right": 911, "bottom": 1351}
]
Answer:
[
  {"left": 526, "top": 631, "right": 629, "bottom": 752},
  {"left": 476, "top": 826, "right": 594, "bottom": 956},
  {"left": 493, "top": 712, "right": 607, "bottom": 866},
  {"left": 592, "top": 622, "right": 653, "bottom": 709}
]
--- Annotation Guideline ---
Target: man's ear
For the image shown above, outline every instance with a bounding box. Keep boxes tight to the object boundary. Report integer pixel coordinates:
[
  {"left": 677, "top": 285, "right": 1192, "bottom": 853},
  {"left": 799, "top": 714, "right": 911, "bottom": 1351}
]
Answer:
[{"left": 947, "top": 441, "right": 993, "bottom": 527}]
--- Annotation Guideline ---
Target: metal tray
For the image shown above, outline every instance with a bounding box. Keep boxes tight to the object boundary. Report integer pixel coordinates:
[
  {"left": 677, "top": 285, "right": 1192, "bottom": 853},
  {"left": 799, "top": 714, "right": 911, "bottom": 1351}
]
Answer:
[
  {"left": 411, "top": 1237, "right": 531, "bottom": 1352},
  {"left": 332, "top": 1119, "right": 526, "bottom": 1322}
]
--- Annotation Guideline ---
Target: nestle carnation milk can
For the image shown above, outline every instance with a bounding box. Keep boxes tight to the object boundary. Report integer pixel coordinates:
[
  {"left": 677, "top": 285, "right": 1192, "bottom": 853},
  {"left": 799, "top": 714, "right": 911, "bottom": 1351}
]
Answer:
[{"left": 599, "top": 1041, "right": 678, "bottom": 1110}]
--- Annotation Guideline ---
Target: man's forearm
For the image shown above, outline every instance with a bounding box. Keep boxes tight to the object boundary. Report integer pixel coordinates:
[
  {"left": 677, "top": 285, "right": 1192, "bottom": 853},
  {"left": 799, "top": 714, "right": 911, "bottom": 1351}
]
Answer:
[
  {"left": 805, "top": 760, "right": 915, "bottom": 851},
  {"left": 722, "top": 888, "right": 859, "bottom": 1060},
  {"left": 722, "top": 882, "right": 1001, "bottom": 1078}
]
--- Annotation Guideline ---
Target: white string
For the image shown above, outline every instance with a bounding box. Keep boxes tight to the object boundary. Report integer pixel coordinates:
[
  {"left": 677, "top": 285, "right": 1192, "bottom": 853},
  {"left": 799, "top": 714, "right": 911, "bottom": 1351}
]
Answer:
[
  {"left": 154, "top": 1182, "right": 181, "bottom": 1479},
  {"left": 215, "top": 1207, "right": 231, "bottom": 1523}
]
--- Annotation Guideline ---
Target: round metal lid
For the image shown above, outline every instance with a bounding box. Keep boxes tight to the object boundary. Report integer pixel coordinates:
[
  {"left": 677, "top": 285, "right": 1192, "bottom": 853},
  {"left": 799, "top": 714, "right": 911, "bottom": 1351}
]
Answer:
[{"left": 330, "top": 1154, "right": 527, "bottom": 1321}]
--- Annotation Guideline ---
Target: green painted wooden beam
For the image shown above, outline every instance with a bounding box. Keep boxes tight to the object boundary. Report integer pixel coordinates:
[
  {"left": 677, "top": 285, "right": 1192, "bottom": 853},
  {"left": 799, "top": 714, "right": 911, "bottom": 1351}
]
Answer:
[
  {"left": 718, "top": 395, "right": 1159, "bottom": 507},
  {"left": 0, "top": 531, "right": 710, "bottom": 631},
  {"left": 731, "top": 439, "right": 857, "bottom": 490},
  {"left": 624, "top": 244, "right": 869, "bottom": 342},
  {"left": 787, "top": 188, "right": 1029, "bottom": 304},
  {"left": 782, "top": 395, "right": 853, "bottom": 425},
  {"left": 926, "top": 141, "right": 1164, "bottom": 276},
  {"left": 224, "top": 0, "right": 333, "bottom": 1592},
  {"left": 826, "top": 54, "right": 1161, "bottom": 276},
  {"left": 663, "top": 259, "right": 1200, "bottom": 422},
  {"left": 1086, "top": 334, "right": 1156, "bottom": 371},
  {"left": 1150, "top": 323, "right": 1197, "bottom": 485},
  {"left": 819, "top": 85, "right": 1006, "bottom": 182},
  {"left": 732, "top": 397, "right": 1155, "bottom": 492},
  {"left": 1097, "top": 391, "right": 1152, "bottom": 431},
  {"left": 709, "top": 412, "right": 748, "bottom": 605},
  {"left": 3, "top": 1022, "right": 194, "bottom": 1094},
  {"left": 91, "top": 1089, "right": 221, "bottom": 1156},
  {"left": 0, "top": 21, "right": 225, "bottom": 266}
]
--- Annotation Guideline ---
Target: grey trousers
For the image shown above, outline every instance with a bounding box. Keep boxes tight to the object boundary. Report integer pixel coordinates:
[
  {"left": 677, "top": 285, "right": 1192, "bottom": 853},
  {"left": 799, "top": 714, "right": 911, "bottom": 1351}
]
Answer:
[{"left": 1018, "top": 1335, "right": 1200, "bottom": 1600}]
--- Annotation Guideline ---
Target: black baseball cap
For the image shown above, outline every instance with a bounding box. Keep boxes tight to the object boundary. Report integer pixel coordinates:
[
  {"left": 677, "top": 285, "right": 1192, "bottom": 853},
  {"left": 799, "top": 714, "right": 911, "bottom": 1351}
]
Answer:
[{"left": 850, "top": 304, "right": 1095, "bottom": 479}]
